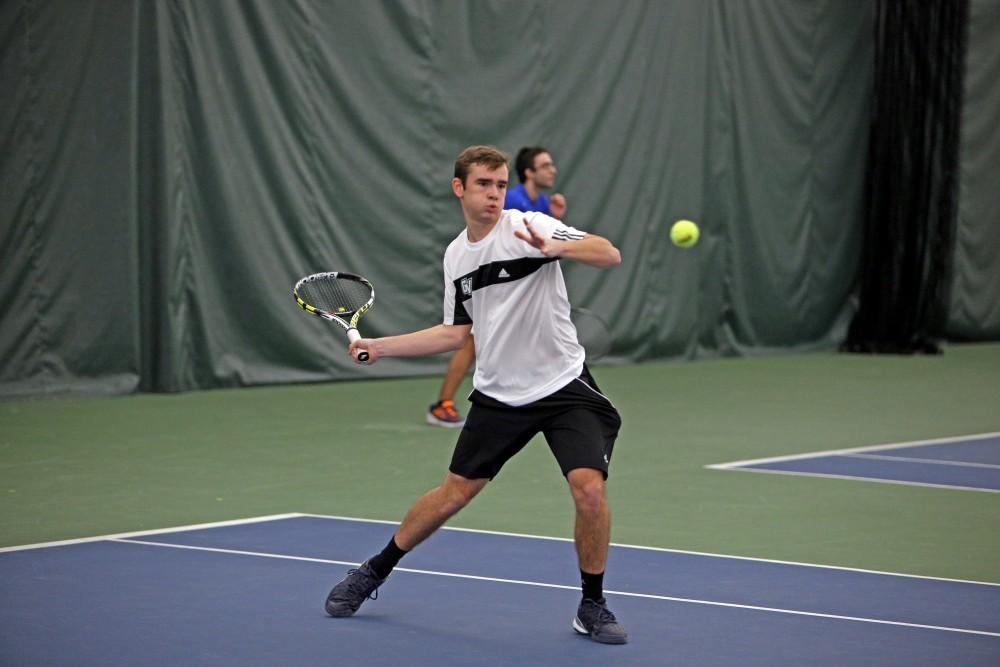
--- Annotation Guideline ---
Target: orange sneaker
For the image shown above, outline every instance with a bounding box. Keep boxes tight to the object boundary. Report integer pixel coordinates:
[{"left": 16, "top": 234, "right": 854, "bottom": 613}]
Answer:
[{"left": 427, "top": 399, "right": 465, "bottom": 428}]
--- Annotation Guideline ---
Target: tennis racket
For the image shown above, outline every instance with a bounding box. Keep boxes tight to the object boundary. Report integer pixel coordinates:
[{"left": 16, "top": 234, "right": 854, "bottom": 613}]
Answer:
[{"left": 293, "top": 272, "right": 375, "bottom": 362}]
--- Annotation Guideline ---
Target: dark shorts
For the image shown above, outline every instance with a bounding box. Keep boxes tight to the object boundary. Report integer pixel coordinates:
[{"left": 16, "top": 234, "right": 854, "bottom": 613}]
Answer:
[{"left": 449, "top": 366, "right": 622, "bottom": 481}]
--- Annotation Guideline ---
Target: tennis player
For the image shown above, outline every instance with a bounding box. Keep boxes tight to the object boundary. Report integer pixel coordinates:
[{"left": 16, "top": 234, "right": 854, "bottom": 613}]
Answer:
[
  {"left": 327, "top": 145, "right": 627, "bottom": 644},
  {"left": 426, "top": 145, "right": 569, "bottom": 428}
]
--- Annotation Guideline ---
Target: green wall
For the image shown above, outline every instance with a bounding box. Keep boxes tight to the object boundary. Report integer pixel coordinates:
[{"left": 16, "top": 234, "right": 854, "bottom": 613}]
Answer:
[{"left": 2, "top": 1, "right": 997, "bottom": 398}]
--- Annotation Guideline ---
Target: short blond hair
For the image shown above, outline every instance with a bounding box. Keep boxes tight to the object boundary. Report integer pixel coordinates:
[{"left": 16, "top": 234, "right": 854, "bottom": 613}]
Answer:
[{"left": 454, "top": 145, "right": 510, "bottom": 185}]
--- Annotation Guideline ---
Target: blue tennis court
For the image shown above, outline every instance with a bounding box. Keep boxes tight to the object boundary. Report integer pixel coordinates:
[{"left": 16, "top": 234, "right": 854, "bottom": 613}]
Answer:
[
  {"left": 2, "top": 514, "right": 998, "bottom": 666},
  {"left": 709, "top": 432, "right": 1000, "bottom": 492}
]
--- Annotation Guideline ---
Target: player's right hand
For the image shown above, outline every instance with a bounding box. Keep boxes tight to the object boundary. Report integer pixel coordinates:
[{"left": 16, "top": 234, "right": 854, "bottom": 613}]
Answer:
[{"left": 349, "top": 339, "right": 377, "bottom": 364}]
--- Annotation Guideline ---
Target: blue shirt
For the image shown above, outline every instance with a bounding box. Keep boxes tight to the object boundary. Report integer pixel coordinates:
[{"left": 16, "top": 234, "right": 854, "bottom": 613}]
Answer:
[{"left": 504, "top": 183, "right": 551, "bottom": 216}]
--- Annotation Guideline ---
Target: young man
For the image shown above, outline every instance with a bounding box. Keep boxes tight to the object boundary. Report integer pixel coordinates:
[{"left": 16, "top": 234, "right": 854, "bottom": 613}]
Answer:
[
  {"left": 328, "top": 145, "right": 627, "bottom": 644},
  {"left": 426, "top": 146, "right": 567, "bottom": 428}
]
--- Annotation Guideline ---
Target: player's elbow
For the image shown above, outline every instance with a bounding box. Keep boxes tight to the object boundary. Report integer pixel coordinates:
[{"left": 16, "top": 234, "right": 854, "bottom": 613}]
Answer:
[
  {"left": 443, "top": 325, "right": 471, "bottom": 351},
  {"left": 576, "top": 236, "right": 621, "bottom": 268},
  {"left": 591, "top": 235, "right": 621, "bottom": 267},
  {"left": 600, "top": 246, "right": 621, "bottom": 267}
]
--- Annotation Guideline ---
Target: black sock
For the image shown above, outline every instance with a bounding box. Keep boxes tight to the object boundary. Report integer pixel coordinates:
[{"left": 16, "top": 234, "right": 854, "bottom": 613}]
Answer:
[
  {"left": 581, "top": 570, "right": 604, "bottom": 601},
  {"left": 368, "top": 536, "right": 408, "bottom": 579}
]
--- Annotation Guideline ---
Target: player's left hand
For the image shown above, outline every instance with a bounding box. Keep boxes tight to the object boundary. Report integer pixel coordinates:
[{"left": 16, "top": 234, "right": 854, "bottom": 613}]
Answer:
[{"left": 515, "top": 219, "right": 564, "bottom": 258}]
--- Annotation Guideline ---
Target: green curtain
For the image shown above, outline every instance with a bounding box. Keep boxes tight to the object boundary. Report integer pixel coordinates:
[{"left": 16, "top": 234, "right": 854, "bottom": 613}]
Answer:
[
  {"left": 946, "top": 0, "right": 1000, "bottom": 339},
  {"left": 1, "top": 1, "right": 142, "bottom": 396},
  {"left": 3, "top": 0, "right": 879, "bottom": 396}
]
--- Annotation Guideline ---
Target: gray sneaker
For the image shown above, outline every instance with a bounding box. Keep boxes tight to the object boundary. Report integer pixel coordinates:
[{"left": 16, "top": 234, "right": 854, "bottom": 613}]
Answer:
[
  {"left": 324, "top": 561, "right": 387, "bottom": 617},
  {"left": 572, "top": 597, "right": 628, "bottom": 644}
]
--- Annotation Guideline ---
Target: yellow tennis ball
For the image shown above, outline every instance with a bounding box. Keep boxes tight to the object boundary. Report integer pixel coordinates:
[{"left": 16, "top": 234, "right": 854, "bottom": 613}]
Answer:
[{"left": 671, "top": 219, "right": 699, "bottom": 248}]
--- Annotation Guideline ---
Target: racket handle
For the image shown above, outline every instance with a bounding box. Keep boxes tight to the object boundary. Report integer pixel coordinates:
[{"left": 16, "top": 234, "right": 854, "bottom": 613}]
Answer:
[{"left": 347, "top": 328, "right": 369, "bottom": 362}]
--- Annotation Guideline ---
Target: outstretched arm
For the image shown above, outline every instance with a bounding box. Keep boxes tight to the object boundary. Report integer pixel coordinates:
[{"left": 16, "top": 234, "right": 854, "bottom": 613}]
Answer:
[
  {"left": 514, "top": 220, "right": 621, "bottom": 268},
  {"left": 348, "top": 323, "right": 472, "bottom": 364}
]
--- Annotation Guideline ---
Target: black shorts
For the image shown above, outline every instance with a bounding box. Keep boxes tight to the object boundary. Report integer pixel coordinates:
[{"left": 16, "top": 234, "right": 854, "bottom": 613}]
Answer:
[{"left": 449, "top": 366, "right": 622, "bottom": 481}]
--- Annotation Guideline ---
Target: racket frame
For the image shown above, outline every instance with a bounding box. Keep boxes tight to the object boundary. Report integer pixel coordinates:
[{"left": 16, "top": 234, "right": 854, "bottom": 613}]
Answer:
[
  {"left": 570, "top": 306, "right": 612, "bottom": 362},
  {"left": 293, "top": 271, "right": 374, "bottom": 362}
]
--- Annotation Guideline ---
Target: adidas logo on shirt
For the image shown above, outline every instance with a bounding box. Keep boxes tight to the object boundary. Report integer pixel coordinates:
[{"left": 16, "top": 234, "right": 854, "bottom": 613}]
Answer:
[{"left": 498, "top": 268, "right": 511, "bottom": 278}]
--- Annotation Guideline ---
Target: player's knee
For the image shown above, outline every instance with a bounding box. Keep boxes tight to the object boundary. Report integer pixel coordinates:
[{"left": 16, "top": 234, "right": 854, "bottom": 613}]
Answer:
[
  {"left": 441, "top": 490, "right": 472, "bottom": 515},
  {"left": 441, "top": 474, "right": 486, "bottom": 513},
  {"left": 568, "top": 470, "right": 605, "bottom": 516}
]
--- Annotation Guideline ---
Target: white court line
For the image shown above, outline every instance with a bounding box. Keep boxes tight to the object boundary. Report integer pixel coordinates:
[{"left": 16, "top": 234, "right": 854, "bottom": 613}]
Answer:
[
  {"left": 6, "top": 512, "right": 1000, "bottom": 588},
  {"left": 706, "top": 432, "right": 1000, "bottom": 493},
  {"left": 846, "top": 453, "right": 1000, "bottom": 470},
  {"left": 110, "top": 538, "right": 1000, "bottom": 639},
  {"left": 709, "top": 464, "right": 1000, "bottom": 494},
  {"left": 298, "top": 513, "right": 1000, "bottom": 587},
  {"left": 0, "top": 514, "right": 301, "bottom": 553},
  {"left": 708, "top": 431, "right": 1000, "bottom": 469}
]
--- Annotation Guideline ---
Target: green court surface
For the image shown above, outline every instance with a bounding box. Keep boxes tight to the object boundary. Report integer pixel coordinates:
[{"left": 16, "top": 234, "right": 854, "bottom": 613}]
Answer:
[{"left": 2, "top": 344, "right": 999, "bottom": 583}]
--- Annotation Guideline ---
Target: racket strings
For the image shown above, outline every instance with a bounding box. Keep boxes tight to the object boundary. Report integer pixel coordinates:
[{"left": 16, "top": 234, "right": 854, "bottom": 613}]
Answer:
[{"left": 299, "top": 276, "right": 371, "bottom": 315}]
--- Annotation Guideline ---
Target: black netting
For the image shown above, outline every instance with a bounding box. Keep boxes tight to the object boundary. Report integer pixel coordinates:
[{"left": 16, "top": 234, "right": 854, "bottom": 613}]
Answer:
[{"left": 843, "top": 0, "right": 970, "bottom": 354}]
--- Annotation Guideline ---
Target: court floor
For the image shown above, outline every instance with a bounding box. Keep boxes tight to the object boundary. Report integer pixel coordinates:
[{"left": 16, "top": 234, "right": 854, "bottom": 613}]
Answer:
[{"left": 2, "top": 514, "right": 998, "bottom": 666}]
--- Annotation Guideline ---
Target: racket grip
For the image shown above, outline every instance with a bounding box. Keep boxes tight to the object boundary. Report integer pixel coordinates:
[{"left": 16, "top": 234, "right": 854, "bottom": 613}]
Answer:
[{"left": 347, "top": 328, "right": 369, "bottom": 362}]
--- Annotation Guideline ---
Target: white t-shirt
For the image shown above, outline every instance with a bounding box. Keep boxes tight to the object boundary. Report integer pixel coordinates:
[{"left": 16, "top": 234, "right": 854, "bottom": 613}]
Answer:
[{"left": 442, "top": 209, "right": 587, "bottom": 406}]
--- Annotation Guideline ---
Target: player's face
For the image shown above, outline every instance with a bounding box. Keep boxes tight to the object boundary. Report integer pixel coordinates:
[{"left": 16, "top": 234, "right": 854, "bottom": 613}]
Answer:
[
  {"left": 529, "top": 152, "right": 557, "bottom": 189},
  {"left": 453, "top": 163, "right": 508, "bottom": 225}
]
